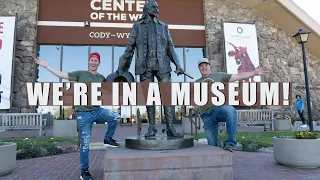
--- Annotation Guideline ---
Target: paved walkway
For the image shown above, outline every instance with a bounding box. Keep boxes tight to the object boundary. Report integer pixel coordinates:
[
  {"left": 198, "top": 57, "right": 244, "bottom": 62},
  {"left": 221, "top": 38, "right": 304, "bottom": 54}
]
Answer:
[
  {"left": 1, "top": 149, "right": 320, "bottom": 180},
  {"left": 1, "top": 124, "right": 319, "bottom": 180}
]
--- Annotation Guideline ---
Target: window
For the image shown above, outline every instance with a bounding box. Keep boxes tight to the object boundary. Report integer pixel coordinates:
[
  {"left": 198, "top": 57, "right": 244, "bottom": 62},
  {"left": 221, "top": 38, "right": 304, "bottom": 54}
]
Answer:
[
  {"left": 35, "top": 44, "right": 204, "bottom": 122},
  {"left": 61, "top": 46, "right": 89, "bottom": 119},
  {"left": 37, "top": 45, "right": 60, "bottom": 82},
  {"left": 185, "top": 48, "right": 204, "bottom": 116},
  {"left": 62, "top": 46, "right": 89, "bottom": 82},
  {"left": 170, "top": 48, "right": 184, "bottom": 82},
  {"left": 36, "top": 45, "right": 61, "bottom": 117},
  {"left": 185, "top": 48, "right": 203, "bottom": 82}
]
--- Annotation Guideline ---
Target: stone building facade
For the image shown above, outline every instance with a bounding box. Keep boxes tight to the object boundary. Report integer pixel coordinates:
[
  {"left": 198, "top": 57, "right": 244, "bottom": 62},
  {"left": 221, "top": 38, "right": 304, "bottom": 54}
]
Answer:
[
  {"left": 203, "top": 0, "right": 320, "bottom": 119},
  {"left": 0, "top": 0, "right": 39, "bottom": 113},
  {"left": 0, "top": 0, "right": 319, "bottom": 119}
]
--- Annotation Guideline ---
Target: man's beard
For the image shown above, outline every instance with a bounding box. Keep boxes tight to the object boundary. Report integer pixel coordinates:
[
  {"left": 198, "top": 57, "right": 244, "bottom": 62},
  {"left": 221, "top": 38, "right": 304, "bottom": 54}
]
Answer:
[{"left": 148, "top": 12, "right": 158, "bottom": 18}]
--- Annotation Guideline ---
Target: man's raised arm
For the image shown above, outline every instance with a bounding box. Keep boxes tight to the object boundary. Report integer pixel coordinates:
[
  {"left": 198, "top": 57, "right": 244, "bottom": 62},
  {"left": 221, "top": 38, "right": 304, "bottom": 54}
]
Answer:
[
  {"left": 34, "top": 58, "right": 68, "bottom": 80},
  {"left": 229, "top": 66, "right": 268, "bottom": 82}
]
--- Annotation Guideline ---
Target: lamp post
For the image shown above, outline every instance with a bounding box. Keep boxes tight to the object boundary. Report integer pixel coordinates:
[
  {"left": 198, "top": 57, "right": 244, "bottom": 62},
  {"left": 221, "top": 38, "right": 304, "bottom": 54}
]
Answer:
[{"left": 293, "top": 28, "right": 313, "bottom": 131}]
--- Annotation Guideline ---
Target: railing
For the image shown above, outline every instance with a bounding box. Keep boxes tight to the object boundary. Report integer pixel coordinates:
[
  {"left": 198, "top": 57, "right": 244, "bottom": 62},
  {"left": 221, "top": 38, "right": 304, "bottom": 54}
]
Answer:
[
  {"left": 188, "top": 108, "right": 202, "bottom": 141},
  {"left": 0, "top": 113, "right": 47, "bottom": 137}
]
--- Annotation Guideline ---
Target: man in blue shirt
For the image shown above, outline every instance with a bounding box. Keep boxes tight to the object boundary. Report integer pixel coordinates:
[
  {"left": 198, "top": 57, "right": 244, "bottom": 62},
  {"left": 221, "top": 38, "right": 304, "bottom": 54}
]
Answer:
[{"left": 296, "top": 95, "right": 307, "bottom": 127}]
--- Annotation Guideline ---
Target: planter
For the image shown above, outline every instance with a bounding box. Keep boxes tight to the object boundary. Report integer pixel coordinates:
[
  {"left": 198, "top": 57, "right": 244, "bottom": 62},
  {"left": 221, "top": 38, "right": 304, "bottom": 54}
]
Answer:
[
  {"left": 273, "top": 119, "right": 292, "bottom": 131},
  {"left": 273, "top": 137, "right": 320, "bottom": 168},
  {"left": 53, "top": 119, "right": 78, "bottom": 137},
  {"left": 182, "top": 117, "right": 205, "bottom": 134},
  {"left": 0, "top": 142, "right": 17, "bottom": 176}
]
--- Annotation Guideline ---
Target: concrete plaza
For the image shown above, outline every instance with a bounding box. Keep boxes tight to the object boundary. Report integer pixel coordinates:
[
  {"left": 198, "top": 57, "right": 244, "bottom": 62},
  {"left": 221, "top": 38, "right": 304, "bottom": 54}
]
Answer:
[{"left": 0, "top": 124, "right": 319, "bottom": 180}]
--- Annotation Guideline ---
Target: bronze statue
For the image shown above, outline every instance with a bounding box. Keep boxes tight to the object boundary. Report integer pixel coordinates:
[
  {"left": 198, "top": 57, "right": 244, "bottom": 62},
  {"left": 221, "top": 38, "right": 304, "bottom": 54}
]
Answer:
[{"left": 117, "top": 0, "right": 184, "bottom": 138}]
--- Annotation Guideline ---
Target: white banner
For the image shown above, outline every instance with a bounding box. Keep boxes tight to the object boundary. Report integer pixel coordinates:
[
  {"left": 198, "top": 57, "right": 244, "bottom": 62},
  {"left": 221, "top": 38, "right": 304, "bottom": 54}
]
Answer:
[
  {"left": 223, "top": 22, "right": 261, "bottom": 82},
  {"left": 0, "top": 16, "right": 16, "bottom": 109}
]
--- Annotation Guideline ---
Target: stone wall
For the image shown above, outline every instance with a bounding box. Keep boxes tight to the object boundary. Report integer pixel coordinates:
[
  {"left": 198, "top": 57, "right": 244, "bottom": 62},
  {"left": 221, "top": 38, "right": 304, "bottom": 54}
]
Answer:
[
  {"left": 204, "top": 0, "right": 320, "bottom": 119},
  {"left": 0, "top": 0, "right": 39, "bottom": 113}
]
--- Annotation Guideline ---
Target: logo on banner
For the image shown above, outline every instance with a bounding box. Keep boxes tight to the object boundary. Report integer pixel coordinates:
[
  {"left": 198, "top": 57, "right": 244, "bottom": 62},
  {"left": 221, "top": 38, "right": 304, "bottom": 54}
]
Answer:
[{"left": 237, "top": 27, "right": 243, "bottom": 34}]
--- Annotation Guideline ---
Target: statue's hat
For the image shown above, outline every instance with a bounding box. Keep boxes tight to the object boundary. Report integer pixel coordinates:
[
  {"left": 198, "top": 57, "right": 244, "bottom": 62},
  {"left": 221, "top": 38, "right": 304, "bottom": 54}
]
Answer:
[{"left": 104, "top": 71, "right": 135, "bottom": 82}]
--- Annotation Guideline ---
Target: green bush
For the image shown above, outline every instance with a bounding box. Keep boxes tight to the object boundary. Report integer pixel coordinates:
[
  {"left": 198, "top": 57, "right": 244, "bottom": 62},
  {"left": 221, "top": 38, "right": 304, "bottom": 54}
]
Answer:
[{"left": 16, "top": 140, "right": 60, "bottom": 160}]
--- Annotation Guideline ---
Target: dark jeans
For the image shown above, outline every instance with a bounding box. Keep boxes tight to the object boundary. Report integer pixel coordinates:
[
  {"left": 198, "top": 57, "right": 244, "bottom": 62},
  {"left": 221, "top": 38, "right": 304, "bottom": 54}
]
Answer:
[
  {"left": 76, "top": 108, "right": 120, "bottom": 171},
  {"left": 297, "top": 110, "right": 306, "bottom": 124}
]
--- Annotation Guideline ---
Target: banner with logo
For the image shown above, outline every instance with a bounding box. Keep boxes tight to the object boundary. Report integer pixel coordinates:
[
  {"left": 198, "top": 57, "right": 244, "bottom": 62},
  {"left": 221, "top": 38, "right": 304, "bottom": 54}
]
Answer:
[
  {"left": 222, "top": 22, "right": 261, "bottom": 82},
  {"left": 0, "top": 16, "right": 16, "bottom": 109}
]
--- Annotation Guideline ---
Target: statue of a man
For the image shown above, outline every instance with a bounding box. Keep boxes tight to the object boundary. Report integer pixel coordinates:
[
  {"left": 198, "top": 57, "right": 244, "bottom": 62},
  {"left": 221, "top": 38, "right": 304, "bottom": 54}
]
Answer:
[{"left": 117, "top": 0, "right": 184, "bottom": 138}]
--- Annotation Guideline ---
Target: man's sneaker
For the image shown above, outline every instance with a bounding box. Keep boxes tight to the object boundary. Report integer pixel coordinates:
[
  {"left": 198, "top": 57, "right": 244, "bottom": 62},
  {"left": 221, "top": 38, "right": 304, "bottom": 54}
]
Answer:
[
  {"left": 110, "top": 138, "right": 117, "bottom": 143},
  {"left": 223, "top": 144, "right": 234, "bottom": 152},
  {"left": 104, "top": 138, "right": 120, "bottom": 147},
  {"left": 300, "top": 124, "right": 308, "bottom": 128},
  {"left": 80, "top": 170, "right": 92, "bottom": 180}
]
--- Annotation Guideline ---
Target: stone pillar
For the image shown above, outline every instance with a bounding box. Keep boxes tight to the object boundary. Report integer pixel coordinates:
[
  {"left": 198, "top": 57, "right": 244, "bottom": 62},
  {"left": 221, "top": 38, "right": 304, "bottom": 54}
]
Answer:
[{"left": 0, "top": 0, "right": 39, "bottom": 113}]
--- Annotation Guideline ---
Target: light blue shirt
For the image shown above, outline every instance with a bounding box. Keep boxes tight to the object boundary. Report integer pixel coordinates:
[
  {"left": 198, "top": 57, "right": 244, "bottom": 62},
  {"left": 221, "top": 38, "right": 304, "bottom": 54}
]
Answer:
[{"left": 296, "top": 99, "right": 304, "bottom": 111}]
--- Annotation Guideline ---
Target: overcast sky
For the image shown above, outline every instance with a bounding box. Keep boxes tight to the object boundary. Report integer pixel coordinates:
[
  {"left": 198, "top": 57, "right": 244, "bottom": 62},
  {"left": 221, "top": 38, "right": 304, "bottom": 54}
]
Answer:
[{"left": 292, "top": 0, "right": 320, "bottom": 24}]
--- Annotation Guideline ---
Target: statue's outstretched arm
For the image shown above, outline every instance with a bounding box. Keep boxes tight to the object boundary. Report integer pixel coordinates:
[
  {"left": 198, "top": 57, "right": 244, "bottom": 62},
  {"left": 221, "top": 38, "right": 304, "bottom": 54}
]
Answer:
[
  {"left": 118, "top": 24, "right": 138, "bottom": 72},
  {"left": 165, "top": 25, "right": 182, "bottom": 68}
]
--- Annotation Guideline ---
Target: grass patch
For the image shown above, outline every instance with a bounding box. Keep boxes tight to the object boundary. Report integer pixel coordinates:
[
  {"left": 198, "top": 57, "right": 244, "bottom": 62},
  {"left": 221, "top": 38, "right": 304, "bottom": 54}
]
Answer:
[
  {"left": 196, "top": 131, "right": 320, "bottom": 152},
  {"left": 0, "top": 137, "right": 78, "bottom": 149},
  {"left": 0, "top": 137, "right": 78, "bottom": 159}
]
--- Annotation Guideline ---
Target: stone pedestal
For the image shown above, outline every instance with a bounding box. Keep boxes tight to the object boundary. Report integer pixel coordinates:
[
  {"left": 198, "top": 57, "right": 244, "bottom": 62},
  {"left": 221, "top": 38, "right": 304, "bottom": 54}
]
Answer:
[
  {"left": 104, "top": 142, "right": 233, "bottom": 180},
  {"left": 125, "top": 135, "right": 194, "bottom": 150},
  {"left": 53, "top": 120, "right": 78, "bottom": 137}
]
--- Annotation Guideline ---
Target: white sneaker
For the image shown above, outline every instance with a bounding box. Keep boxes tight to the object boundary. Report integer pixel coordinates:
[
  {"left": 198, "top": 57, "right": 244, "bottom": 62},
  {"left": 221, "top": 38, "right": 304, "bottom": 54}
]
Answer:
[{"left": 300, "top": 124, "right": 308, "bottom": 128}]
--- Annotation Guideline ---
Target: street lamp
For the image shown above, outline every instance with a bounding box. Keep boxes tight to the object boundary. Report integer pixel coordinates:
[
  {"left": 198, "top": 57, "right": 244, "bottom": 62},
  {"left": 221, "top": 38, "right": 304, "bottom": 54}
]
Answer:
[{"left": 293, "top": 28, "right": 313, "bottom": 131}]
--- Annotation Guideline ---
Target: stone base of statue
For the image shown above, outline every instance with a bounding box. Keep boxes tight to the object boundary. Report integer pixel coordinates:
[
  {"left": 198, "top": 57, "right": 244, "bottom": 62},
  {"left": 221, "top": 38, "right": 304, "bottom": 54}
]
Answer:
[
  {"left": 125, "top": 135, "right": 194, "bottom": 150},
  {"left": 104, "top": 142, "right": 233, "bottom": 180},
  {"left": 127, "top": 108, "right": 194, "bottom": 150}
]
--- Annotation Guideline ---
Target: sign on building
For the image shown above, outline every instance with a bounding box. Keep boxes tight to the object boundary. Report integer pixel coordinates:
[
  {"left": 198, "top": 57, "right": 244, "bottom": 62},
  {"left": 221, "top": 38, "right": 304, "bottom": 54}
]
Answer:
[
  {"left": 222, "top": 21, "right": 261, "bottom": 82},
  {"left": 37, "top": 0, "right": 205, "bottom": 47},
  {"left": 0, "top": 16, "right": 16, "bottom": 109}
]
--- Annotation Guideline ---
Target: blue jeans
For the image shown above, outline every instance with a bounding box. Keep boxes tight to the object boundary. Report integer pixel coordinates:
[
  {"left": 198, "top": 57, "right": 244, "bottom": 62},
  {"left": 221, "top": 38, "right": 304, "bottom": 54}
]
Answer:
[
  {"left": 76, "top": 108, "right": 120, "bottom": 171},
  {"left": 200, "top": 106, "right": 237, "bottom": 147}
]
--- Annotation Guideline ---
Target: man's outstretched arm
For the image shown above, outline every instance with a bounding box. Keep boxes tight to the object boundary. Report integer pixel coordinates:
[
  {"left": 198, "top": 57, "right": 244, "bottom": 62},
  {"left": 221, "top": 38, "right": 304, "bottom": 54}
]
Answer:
[
  {"left": 34, "top": 58, "right": 69, "bottom": 79},
  {"left": 229, "top": 66, "right": 268, "bottom": 82}
]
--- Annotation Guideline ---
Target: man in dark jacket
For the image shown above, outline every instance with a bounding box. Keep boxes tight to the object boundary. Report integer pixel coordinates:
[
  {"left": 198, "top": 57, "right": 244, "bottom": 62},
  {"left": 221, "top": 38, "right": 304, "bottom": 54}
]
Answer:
[{"left": 117, "top": 0, "right": 184, "bottom": 137}]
